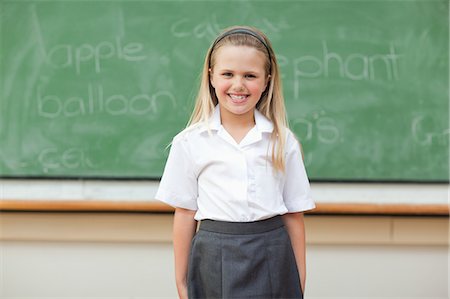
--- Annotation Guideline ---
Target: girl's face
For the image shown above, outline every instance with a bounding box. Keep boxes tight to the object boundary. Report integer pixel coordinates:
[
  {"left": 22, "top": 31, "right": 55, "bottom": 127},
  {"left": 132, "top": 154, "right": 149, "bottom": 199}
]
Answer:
[{"left": 210, "top": 45, "right": 269, "bottom": 122}]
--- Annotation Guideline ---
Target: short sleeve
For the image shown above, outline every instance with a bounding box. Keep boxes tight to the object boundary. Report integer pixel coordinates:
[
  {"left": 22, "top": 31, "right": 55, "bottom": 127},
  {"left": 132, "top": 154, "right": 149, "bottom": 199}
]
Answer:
[
  {"left": 155, "top": 135, "right": 198, "bottom": 210},
  {"left": 283, "top": 131, "right": 316, "bottom": 212}
]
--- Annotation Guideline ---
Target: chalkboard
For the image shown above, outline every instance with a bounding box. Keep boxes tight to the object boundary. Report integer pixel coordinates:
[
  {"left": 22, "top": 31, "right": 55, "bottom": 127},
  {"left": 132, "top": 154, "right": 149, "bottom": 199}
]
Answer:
[{"left": 1, "top": 0, "right": 448, "bottom": 181}]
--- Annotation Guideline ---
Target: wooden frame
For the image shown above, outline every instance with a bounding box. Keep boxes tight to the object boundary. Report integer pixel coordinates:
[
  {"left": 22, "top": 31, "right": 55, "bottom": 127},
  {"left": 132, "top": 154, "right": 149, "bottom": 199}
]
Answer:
[{"left": 0, "top": 200, "right": 448, "bottom": 216}]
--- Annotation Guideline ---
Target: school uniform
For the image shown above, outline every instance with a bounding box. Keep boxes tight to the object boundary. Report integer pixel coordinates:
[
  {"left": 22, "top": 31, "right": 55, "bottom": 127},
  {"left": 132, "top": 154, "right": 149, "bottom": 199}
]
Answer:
[{"left": 156, "top": 104, "right": 315, "bottom": 299}]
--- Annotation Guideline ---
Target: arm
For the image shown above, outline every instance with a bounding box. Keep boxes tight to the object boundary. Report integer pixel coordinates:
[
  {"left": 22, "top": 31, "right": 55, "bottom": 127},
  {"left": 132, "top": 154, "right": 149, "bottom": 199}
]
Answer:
[
  {"left": 173, "top": 207, "right": 197, "bottom": 299},
  {"left": 282, "top": 212, "right": 307, "bottom": 294}
]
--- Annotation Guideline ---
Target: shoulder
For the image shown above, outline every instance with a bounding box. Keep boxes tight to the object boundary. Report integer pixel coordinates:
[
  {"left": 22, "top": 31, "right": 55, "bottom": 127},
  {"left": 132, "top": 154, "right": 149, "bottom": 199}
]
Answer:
[
  {"left": 172, "top": 122, "right": 204, "bottom": 145},
  {"left": 283, "top": 127, "right": 304, "bottom": 158},
  {"left": 284, "top": 127, "right": 300, "bottom": 147},
  {"left": 166, "top": 125, "right": 203, "bottom": 160}
]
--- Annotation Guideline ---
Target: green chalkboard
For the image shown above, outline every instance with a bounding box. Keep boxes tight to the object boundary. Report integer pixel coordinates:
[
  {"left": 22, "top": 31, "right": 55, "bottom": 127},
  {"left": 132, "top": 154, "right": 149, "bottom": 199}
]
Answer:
[{"left": 1, "top": 0, "right": 448, "bottom": 181}]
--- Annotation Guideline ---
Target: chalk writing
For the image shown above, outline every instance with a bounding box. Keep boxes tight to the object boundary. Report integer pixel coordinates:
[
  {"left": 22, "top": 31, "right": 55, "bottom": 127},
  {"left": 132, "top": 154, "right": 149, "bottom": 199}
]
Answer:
[
  {"left": 46, "top": 37, "right": 146, "bottom": 74},
  {"left": 37, "top": 84, "right": 177, "bottom": 118},
  {"left": 260, "top": 18, "right": 290, "bottom": 33},
  {"left": 171, "top": 15, "right": 221, "bottom": 41},
  {"left": 292, "top": 113, "right": 340, "bottom": 145},
  {"left": 411, "top": 115, "right": 449, "bottom": 146},
  {"left": 170, "top": 16, "right": 289, "bottom": 41},
  {"left": 293, "top": 41, "right": 401, "bottom": 98},
  {"left": 38, "top": 147, "right": 96, "bottom": 172},
  {"left": 291, "top": 112, "right": 341, "bottom": 166}
]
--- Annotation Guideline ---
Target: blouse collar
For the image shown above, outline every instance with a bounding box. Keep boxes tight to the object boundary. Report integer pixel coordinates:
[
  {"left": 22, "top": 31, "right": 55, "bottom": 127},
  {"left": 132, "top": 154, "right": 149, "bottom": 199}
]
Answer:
[{"left": 201, "top": 104, "right": 274, "bottom": 134}]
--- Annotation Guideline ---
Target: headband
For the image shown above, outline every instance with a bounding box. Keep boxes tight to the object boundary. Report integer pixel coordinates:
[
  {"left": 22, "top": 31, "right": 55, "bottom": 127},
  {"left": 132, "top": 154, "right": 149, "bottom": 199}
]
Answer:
[{"left": 210, "top": 28, "right": 272, "bottom": 71}]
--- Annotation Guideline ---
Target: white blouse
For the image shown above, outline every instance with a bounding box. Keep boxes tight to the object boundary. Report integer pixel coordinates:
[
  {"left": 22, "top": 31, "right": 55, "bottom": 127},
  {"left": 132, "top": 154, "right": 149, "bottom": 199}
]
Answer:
[{"left": 155, "top": 105, "right": 315, "bottom": 222}]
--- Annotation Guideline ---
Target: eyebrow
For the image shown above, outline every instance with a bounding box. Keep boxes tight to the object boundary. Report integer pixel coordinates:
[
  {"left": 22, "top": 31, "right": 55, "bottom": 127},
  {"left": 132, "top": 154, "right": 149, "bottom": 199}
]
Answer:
[{"left": 218, "top": 69, "right": 262, "bottom": 74}]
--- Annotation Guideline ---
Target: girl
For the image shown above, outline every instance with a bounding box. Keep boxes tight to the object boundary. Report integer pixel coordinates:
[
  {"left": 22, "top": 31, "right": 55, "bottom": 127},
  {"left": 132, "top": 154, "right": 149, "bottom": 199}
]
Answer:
[{"left": 156, "top": 26, "right": 315, "bottom": 299}]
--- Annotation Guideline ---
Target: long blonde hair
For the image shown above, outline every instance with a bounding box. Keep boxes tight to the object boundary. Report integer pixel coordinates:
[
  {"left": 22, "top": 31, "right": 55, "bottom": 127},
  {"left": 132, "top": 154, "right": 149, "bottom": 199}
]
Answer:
[{"left": 187, "top": 25, "right": 288, "bottom": 172}]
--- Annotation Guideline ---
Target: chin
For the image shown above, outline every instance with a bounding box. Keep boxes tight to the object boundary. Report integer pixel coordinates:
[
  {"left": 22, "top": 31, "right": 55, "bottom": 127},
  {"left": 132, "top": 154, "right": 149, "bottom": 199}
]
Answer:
[
  {"left": 226, "top": 104, "right": 254, "bottom": 115},
  {"left": 218, "top": 97, "right": 258, "bottom": 116}
]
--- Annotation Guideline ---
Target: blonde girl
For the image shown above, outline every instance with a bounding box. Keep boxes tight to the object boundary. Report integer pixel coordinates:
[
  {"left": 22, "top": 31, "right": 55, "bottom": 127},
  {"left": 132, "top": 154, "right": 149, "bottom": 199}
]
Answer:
[{"left": 156, "top": 25, "right": 315, "bottom": 299}]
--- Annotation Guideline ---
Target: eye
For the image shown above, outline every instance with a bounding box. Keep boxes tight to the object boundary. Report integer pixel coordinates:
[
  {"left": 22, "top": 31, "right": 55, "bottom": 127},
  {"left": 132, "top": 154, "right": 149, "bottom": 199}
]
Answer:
[
  {"left": 222, "top": 72, "right": 232, "bottom": 77},
  {"left": 245, "top": 74, "right": 257, "bottom": 79}
]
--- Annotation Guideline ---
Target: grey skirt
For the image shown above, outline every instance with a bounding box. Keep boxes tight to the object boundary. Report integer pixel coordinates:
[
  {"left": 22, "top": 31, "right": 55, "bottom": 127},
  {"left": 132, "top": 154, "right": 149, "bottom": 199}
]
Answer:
[{"left": 187, "top": 215, "right": 303, "bottom": 299}]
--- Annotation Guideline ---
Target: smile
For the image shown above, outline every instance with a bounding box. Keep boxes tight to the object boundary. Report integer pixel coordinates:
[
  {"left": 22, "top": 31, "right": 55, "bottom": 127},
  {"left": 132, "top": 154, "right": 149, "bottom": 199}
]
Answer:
[{"left": 228, "top": 93, "right": 249, "bottom": 104}]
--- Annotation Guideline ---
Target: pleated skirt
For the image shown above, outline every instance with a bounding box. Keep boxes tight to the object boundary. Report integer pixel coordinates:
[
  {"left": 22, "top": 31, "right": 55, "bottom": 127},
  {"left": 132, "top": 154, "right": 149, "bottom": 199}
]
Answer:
[{"left": 187, "top": 215, "right": 303, "bottom": 299}]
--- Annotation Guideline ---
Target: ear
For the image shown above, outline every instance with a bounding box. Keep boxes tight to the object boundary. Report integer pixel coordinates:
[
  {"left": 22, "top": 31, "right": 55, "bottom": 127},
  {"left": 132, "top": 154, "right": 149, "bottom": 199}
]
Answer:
[
  {"left": 209, "top": 68, "right": 215, "bottom": 88},
  {"left": 264, "top": 74, "right": 271, "bottom": 91}
]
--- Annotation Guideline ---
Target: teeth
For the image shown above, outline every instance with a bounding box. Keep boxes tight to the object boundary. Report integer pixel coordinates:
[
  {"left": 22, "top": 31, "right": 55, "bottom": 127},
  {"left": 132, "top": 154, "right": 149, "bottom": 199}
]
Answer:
[{"left": 229, "top": 94, "right": 247, "bottom": 100}]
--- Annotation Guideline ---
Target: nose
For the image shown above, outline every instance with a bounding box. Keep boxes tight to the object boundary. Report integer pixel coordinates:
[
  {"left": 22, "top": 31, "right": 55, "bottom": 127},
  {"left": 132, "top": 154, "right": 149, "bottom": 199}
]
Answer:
[{"left": 231, "top": 76, "right": 245, "bottom": 92}]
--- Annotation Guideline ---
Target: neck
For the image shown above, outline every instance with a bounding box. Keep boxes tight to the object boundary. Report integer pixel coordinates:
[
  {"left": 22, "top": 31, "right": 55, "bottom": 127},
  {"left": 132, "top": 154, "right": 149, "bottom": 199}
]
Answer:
[{"left": 219, "top": 108, "right": 255, "bottom": 129}]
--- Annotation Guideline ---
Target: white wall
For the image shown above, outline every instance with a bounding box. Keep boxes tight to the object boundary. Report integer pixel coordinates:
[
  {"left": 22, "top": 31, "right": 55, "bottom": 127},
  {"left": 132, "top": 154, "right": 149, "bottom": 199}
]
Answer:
[
  {"left": 1, "top": 213, "right": 448, "bottom": 299},
  {"left": 1, "top": 240, "right": 448, "bottom": 299},
  {"left": 1, "top": 180, "right": 448, "bottom": 298},
  {"left": 1, "top": 241, "right": 176, "bottom": 299},
  {"left": 308, "top": 244, "right": 449, "bottom": 299}
]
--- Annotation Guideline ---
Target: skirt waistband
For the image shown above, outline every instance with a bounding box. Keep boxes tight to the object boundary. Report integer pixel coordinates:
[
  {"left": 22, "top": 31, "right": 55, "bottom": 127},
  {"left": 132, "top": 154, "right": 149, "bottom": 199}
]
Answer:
[{"left": 198, "top": 215, "right": 284, "bottom": 235}]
